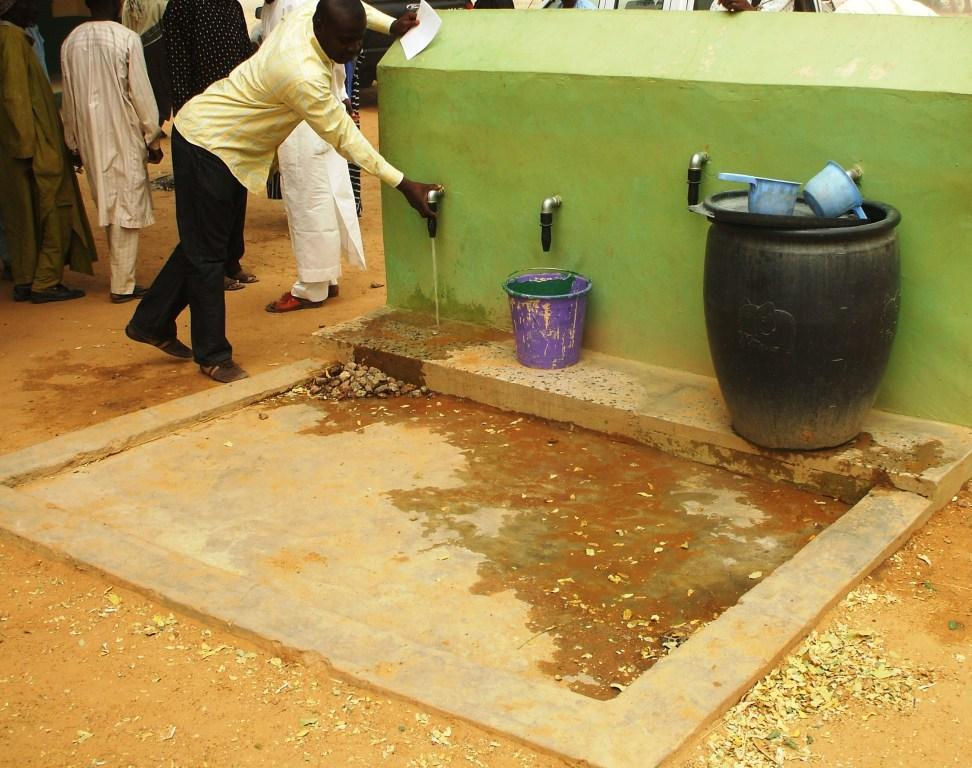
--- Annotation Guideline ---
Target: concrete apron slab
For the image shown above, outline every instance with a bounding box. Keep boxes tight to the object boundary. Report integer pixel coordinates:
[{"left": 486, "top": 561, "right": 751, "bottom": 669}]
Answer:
[
  {"left": 9, "top": 395, "right": 849, "bottom": 695},
  {"left": 314, "top": 308, "right": 972, "bottom": 508},
  {"left": 0, "top": 351, "right": 966, "bottom": 767}
]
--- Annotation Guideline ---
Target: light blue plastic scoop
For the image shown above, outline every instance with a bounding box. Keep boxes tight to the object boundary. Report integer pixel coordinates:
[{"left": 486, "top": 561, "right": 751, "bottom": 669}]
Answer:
[{"left": 719, "top": 172, "right": 801, "bottom": 217}]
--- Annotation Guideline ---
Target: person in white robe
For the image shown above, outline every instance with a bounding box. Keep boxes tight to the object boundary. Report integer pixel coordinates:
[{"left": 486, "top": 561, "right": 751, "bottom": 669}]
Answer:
[
  {"left": 261, "top": 0, "right": 382, "bottom": 313},
  {"left": 833, "top": 0, "right": 936, "bottom": 13},
  {"left": 61, "top": 0, "right": 164, "bottom": 302}
]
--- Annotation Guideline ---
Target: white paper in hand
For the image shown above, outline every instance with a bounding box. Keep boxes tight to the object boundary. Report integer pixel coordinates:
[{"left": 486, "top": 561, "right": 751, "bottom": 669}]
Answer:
[{"left": 400, "top": 1, "right": 442, "bottom": 61}]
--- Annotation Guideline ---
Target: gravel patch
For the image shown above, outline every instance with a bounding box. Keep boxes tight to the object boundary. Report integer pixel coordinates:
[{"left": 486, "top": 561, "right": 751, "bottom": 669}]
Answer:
[{"left": 299, "top": 362, "right": 432, "bottom": 401}]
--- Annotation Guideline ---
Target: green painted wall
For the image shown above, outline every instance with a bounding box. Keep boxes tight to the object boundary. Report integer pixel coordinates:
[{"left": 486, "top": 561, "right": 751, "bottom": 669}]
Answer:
[{"left": 378, "top": 12, "right": 972, "bottom": 427}]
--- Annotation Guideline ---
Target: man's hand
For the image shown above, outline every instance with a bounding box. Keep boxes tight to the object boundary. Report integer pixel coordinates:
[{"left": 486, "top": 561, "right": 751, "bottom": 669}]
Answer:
[
  {"left": 390, "top": 11, "right": 419, "bottom": 37},
  {"left": 718, "top": 0, "right": 757, "bottom": 10},
  {"left": 397, "top": 178, "right": 442, "bottom": 219},
  {"left": 147, "top": 143, "right": 164, "bottom": 165}
]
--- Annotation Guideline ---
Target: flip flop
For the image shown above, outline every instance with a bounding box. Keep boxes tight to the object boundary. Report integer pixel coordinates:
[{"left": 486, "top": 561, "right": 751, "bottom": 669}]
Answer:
[
  {"left": 224, "top": 276, "right": 245, "bottom": 291},
  {"left": 265, "top": 292, "right": 324, "bottom": 313},
  {"left": 232, "top": 271, "right": 259, "bottom": 284}
]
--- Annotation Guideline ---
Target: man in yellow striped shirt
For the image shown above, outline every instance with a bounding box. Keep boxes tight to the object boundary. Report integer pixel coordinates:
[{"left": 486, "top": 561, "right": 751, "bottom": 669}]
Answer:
[{"left": 128, "top": 0, "right": 440, "bottom": 382}]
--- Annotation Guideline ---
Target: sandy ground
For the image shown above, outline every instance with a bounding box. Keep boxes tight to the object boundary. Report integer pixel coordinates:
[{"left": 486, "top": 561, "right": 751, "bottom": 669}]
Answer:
[
  {"left": 0, "top": 113, "right": 396, "bottom": 453},
  {"left": 0, "top": 105, "right": 969, "bottom": 767}
]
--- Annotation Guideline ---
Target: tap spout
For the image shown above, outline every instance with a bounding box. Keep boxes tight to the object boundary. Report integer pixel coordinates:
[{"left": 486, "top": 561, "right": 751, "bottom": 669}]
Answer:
[
  {"left": 540, "top": 195, "right": 562, "bottom": 252},
  {"left": 426, "top": 188, "right": 445, "bottom": 238},
  {"left": 687, "top": 151, "right": 709, "bottom": 206}
]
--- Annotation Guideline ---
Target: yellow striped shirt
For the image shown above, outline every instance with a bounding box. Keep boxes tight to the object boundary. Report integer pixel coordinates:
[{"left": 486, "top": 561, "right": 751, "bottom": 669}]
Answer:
[{"left": 174, "top": 3, "right": 403, "bottom": 194}]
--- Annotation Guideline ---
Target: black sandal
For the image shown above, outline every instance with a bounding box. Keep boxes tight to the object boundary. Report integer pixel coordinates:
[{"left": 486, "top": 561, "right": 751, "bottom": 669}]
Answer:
[{"left": 125, "top": 323, "right": 193, "bottom": 359}]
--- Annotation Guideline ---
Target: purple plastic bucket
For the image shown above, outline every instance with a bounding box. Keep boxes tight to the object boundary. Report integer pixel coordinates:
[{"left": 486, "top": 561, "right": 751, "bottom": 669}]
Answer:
[{"left": 502, "top": 269, "right": 592, "bottom": 369}]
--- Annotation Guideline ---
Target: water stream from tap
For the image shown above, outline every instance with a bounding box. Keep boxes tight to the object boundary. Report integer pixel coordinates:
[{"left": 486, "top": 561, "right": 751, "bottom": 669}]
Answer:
[{"left": 430, "top": 237, "right": 440, "bottom": 326}]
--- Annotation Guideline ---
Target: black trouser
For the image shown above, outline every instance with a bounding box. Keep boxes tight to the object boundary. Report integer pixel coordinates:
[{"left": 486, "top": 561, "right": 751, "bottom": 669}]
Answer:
[{"left": 131, "top": 128, "right": 247, "bottom": 366}]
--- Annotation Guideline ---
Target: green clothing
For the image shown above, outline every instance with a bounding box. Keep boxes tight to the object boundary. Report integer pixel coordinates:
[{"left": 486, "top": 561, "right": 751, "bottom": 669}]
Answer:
[{"left": 0, "top": 21, "right": 96, "bottom": 290}]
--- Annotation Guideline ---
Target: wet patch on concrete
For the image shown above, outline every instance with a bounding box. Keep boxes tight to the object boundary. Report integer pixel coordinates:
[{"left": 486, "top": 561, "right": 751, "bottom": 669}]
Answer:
[
  {"left": 296, "top": 393, "right": 846, "bottom": 699},
  {"left": 317, "top": 311, "right": 972, "bottom": 506},
  {"left": 329, "top": 309, "right": 510, "bottom": 365},
  {"left": 847, "top": 433, "right": 948, "bottom": 474},
  {"left": 703, "top": 443, "right": 870, "bottom": 504}
]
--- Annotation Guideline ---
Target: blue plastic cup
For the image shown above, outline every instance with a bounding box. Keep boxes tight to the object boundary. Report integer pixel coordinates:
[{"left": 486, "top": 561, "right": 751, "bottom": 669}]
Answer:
[{"left": 804, "top": 161, "right": 867, "bottom": 220}]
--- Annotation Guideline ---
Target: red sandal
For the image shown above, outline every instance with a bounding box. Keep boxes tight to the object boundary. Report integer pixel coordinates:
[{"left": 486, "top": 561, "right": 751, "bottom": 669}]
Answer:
[{"left": 265, "top": 292, "right": 324, "bottom": 313}]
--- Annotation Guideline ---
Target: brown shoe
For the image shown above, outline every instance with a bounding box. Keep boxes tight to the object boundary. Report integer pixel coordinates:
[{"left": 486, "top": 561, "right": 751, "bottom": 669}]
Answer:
[{"left": 199, "top": 360, "right": 249, "bottom": 383}]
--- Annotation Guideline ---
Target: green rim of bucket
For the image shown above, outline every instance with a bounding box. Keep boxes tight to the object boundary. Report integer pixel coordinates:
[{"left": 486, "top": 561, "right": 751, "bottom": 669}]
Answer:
[{"left": 502, "top": 269, "right": 593, "bottom": 300}]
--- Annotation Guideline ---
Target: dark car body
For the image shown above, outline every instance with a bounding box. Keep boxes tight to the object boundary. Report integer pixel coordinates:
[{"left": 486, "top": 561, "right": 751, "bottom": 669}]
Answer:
[{"left": 359, "top": 0, "right": 466, "bottom": 86}]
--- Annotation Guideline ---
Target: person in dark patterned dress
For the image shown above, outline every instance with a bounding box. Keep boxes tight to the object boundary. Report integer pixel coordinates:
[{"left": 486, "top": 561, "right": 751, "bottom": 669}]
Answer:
[{"left": 162, "top": 0, "right": 256, "bottom": 288}]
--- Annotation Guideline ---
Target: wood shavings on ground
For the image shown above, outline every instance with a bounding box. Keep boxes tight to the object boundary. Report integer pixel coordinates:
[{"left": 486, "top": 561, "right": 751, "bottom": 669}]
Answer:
[
  {"left": 695, "top": 586, "right": 933, "bottom": 767},
  {"left": 840, "top": 584, "right": 899, "bottom": 609}
]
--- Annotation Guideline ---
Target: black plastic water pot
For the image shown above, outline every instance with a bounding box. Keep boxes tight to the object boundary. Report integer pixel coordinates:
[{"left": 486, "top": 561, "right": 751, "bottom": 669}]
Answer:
[{"left": 702, "top": 196, "right": 901, "bottom": 450}]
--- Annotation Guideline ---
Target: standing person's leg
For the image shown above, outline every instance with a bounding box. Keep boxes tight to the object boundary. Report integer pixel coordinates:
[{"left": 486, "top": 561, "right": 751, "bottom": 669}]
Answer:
[
  {"left": 266, "top": 124, "right": 339, "bottom": 313},
  {"left": 29, "top": 176, "right": 84, "bottom": 300},
  {"left": 129, "top": 128, "right": 195, "bottom": 357},
  {"left": 0, "top": 209, "right": 11, "bottom": 280},
  {"left": 129, "top": 129, "right": 247, "bottom": 381},
  {"left": 129, "top": 243, "right": 191, "bottom": 344},
  {"left": 0, "top": 155, "right": 37, "bottom": 300},
  {"left": 131, "top": 128, "right": 245, "bottom": 379},
  {"left": 107, "top": 221, "right": 143, "bottom": 301},
  {"left": 168, "top": 132, "right": 248, "bottom": 381},
  {"left": 224, "top": 191, "right": 255, "bottom": 288}
]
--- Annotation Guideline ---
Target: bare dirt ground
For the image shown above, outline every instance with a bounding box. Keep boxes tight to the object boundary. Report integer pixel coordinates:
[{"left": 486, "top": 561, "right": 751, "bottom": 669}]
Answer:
[
  {"left": 0, "top": 105, "right": 969, "bottom": 767},
  {"left": 675, "top": 484, "right": 972, "bottom": 768},
  {"left": 0, "top": 108, "right": 393, "bottom": 454}
]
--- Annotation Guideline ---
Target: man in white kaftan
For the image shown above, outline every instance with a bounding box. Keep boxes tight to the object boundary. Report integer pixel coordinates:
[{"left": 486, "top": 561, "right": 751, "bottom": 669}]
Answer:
[
  {"left": 61, "top": 0, "right": 163, "bottom": 302},
  {"left": 261, "top": 0, "right": 384, "bottom": 313}
]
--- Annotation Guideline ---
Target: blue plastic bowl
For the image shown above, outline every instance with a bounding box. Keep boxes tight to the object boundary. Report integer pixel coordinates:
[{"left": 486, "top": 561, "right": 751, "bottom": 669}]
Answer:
[{"left": 804, "top": 161, "right": 867, "bottom": 220}]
